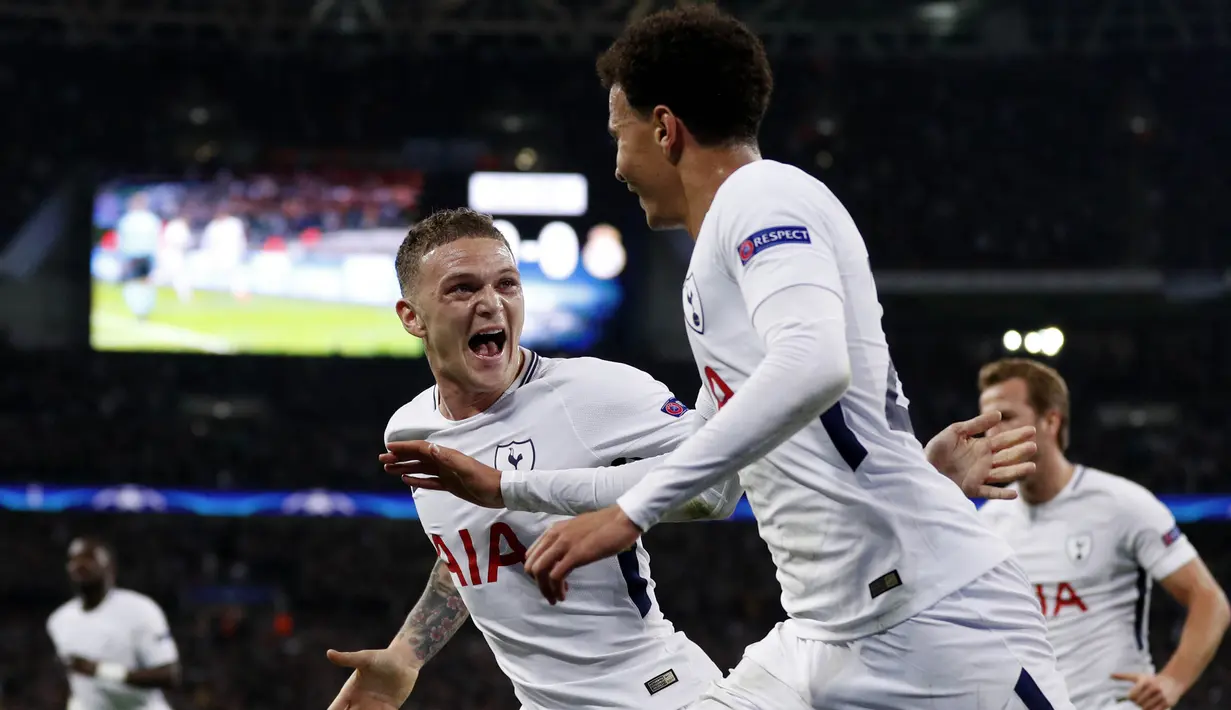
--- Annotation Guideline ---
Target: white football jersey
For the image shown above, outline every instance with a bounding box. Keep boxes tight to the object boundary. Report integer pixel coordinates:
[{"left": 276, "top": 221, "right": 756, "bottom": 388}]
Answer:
[
  {"left": 386, "top": 350, "right": 722, "bottom": 710},
  {"left": 980, "top": 466, "right": 1198, "bottom": 708},
  {"left": 46, "top": 588, "right": 178, "bottom": 710},
  {"left": 681, "top": 159, "right": 1014, "bottom": 641}
]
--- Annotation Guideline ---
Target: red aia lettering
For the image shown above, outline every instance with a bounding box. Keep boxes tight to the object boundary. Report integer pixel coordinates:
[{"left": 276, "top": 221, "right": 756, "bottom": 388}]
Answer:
[
  {"left": 1053, "top": 582, "right": 1088, "bottom": 615},
  {"left": 1035, "top": 582, "right": 1088, "bottom": 617},
  {"left": 458, "top": 529, "right": 483, "bottom": 586},
  {"left": 488, "top": 522, "right": 527, "bottom": 583},
  {"left": 705, "top": 366, "right": 735, "bottom": 409},
  {"left": 431, "top": 533, "right": 467, "bottom": 586},
  {"left": 432, "top": 526, "right": 528, "bottom": 587}
]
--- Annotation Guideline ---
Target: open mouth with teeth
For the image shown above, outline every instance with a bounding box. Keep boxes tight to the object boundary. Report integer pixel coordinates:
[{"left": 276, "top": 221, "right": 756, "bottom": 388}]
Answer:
[{"left": 468, "top": 328, "right": 507, "bottom": 359}]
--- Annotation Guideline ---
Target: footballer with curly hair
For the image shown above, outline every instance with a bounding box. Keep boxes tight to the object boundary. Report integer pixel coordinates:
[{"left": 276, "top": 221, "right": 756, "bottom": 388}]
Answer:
[{"left": 513, "top": 6, "right": 1077, "bottom": 709}]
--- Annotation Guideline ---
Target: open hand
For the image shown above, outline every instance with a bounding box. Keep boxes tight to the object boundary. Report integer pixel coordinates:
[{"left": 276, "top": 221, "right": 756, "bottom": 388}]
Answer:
[
  {"left": 325, "top": 647, "right": 419, "bottom": 710},
  {"left": 924, "top": 410, "right": 1036, "bottom": 500},
  {"left": 524, "top": 505, "right": 641, "bottom": 603},
  {"left": 382, "top": 441, "right": 505, "bottom": 509}
]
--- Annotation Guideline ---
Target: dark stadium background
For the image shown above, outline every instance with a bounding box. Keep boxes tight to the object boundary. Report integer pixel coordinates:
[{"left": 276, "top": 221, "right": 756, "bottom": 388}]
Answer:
[{"left": 0, "top": 1, "right": 1228, "bottom": 708}]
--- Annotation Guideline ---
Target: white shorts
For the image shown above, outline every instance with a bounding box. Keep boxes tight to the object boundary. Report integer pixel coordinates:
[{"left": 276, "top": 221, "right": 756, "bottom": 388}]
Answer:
[{"left": 691, "top": 560, "right": 1074, "bottom": 710}]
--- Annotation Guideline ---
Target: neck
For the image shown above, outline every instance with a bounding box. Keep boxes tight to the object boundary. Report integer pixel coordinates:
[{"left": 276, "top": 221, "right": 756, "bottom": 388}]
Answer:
[
  {"left": 681, "top": 143, "right": 762, "bottom": 239},
  {"left": 79, "top": 584, "right": 109, "bottom": 610},
  {"left": 1019, "top": 448, "right": 1076, "bottom": 506},
  {"left": 435, "top": 349, "right": 525, "bottom": 421}
]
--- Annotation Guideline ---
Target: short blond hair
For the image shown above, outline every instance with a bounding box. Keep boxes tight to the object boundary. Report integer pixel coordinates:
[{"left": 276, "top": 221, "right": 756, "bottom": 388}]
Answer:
[
  {"left": 978, "top": 358, "right": 1071, "bottom": 451},
  {"left": 394, "top": 208, "right": 509, "bottom": 298}
]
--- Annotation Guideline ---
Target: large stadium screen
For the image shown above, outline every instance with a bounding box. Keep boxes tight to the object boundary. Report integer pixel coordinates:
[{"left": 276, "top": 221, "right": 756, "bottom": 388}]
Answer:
[{"left": 89, "top": 172, "right": 625, "bottom": 356}]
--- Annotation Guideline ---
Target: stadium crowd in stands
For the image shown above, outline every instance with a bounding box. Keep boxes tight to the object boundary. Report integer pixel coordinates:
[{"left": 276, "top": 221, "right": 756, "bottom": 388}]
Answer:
[{"left": 0, "top": 50, "right": 1227, "bottom": 267}]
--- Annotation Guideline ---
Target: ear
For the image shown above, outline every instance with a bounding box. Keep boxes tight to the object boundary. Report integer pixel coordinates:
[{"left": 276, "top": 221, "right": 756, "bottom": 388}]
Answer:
[
  {"left": 659, "top": 105, "right": 679, "bottom": 145},
  {"left": 396, "top": 298, "right": 427, "bottom": 339},
  {"left": 1039, "top": 408, "right": 1064, "bottom": 444},
  {"left": 652, "top": 105, "right": 682, "bottom": 158}
]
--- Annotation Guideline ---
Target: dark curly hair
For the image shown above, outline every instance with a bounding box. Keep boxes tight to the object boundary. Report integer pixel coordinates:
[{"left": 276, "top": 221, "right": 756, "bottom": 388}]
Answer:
[
  {"left": 596, "top": 5, "right": 773, "bottom": 147},
  {"left": 395, "top": 208, "right": 509, "bottom": 298}
]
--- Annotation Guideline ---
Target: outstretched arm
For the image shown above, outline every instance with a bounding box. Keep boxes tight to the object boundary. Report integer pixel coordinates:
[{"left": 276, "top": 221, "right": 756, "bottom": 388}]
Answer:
[
  {"left": 325, "top": 559, "right": 469, "bottom": 709},
  {"left": 502, "top": 410, "right": 1035, "bottom": 517},
  {"left": 392, "top": 378, "right": 744, "bottom": 522},
  {"left": 392, "top": 558, "right": 470, "bottom": 666},
  {"left": 393, "top": 408, "right": 1033, "bottom": 525},
  {"left": 502, "top": 452, "right": 742, "bottom": 522}
]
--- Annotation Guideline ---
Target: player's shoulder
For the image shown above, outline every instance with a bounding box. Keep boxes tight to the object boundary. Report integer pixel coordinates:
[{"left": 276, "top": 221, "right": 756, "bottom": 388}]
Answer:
[
  {"left": 977, "top": 493, "right": 1024, "bottom": 523},
  {"left": 47, "top": 597, "right": 82, "bottom": 627},
  {"left": 384, "top": 386, "right": 439, "bottom": 443},
  {"left": 536, "top": 355, "right": 665, "bottom": 396},
  {"left": 712, "top": 161, "right": 814, "bottom": 212},
  {"left": 726, "top": 159, "right": 818, "bottom": 191},
  {"left": 108, "top": 588, "right": 166, "bottom": 615},
  {"left": 711, "top": 160, "right": 853, "bottom": 245},
  {"left": 1072, "top": 466, "right": 1160, "bottom": 507}
]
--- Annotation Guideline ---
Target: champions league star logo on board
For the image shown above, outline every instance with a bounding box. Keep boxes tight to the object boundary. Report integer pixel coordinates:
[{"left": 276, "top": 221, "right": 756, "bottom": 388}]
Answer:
[
  {"left": 1065, "top": 532, "right": 1093, "bottom": 564},
  {"left": 281, "top": 489, "right": 357, "bottom": 517},
  {"left": 92, "top": 485, "right": 168, "bottom": 513},
  {"left": 494, "top": 440, "right": 536, "bottom": 471}
]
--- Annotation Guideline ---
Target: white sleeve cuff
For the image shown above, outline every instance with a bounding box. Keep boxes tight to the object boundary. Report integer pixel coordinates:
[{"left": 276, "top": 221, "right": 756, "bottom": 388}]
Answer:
[
  {"left": 617, "top": 492, "right": 660, "bottom": 532},
  {"left": 95, "top": 662, "right": 128, "bottom": 682},
  {"left": 502, "top": 458, "right": 742, "bottom": 522},
  {"left": 501, "top": 457, "right": 663, "bottom": 516}
]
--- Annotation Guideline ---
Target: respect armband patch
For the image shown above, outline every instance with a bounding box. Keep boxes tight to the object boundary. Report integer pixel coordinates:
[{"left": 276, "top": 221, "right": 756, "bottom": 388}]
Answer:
[{"left": 737, "top": 226, "right": 811, "bottom": 266}]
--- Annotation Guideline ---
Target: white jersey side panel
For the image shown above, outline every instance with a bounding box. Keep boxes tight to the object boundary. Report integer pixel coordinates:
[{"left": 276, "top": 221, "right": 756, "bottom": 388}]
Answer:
[
  {"left": 980, "top": 466, "right": 1198, "bottom": 708},
  {"left": 386, "top": 351, "right": 720, "bottom": 710},
  {"left": 46, "top": 588, "right": 178, "bottom": 710},
  {"left": 683, "top": 159, "right": 1014, "bottom": 641}
]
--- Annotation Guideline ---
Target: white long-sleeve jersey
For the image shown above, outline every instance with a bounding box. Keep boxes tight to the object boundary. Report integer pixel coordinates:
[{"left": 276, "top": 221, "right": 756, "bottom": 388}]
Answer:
[
  {"left": 387, "top": 350, "right": 731, "bottom": 710},
  {"left": 610, "top": 159, "right": 1015, "bottom": 641},
  {"left": 980, "top": 466, "right": 1199, "bottom": 709}
]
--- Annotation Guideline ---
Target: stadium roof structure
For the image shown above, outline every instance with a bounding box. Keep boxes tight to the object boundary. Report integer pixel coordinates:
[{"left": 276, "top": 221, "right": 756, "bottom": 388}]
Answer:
[{"left": 0, "top": 0, "right": 1226, "bottom": 54}]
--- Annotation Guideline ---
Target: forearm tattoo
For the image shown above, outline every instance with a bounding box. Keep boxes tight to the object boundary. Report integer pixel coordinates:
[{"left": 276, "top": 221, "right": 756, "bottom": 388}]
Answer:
[{"left": 398, "top": 559, "right": 469, "bottom": 665}]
